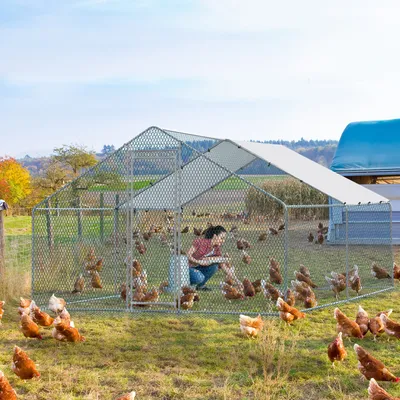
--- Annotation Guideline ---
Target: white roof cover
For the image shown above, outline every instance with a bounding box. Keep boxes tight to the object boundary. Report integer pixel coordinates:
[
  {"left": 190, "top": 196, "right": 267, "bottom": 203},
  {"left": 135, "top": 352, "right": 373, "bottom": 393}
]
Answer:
[{"left": 233, "top": 140, "right": 388, "bottom": 205}]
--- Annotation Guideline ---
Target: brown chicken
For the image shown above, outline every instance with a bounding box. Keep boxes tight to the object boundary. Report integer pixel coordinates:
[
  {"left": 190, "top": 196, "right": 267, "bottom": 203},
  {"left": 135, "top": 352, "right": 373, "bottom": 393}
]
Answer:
[
  {"left": 20, "top": 314, "right": 42, "bottom": 340},
  {"left": 369, "top": 310, "right": 392, "bottom": 341},
  {"left": 221, "top": 283, "right": 244, "bottom": 300},
  {"left": 181, "top": 226, "right": 189, "bottom": 234},
  {"left": 294, "top": 270, "right": 317, "bottom": 288},
  {"left": 261, "top": 280, "right": 282, "bottom": 302},
  {"left": 12, "top": 346, "right": 40, "bottom": 380},
  {"left": 327, "top": 332, "right": 347, "bottom": 367},
  {"left": 239, "top": 314, "right": 264, "bottom": 337},
  {"left": 368, "top": 378, "right": 400, "bottom": 400},
  {"left": 135, "top": 241, "right": 146, "bottom": 255},
  {"left": 142, "top": 287, "right": 160, "bottom": 303},
  {"left": 0, "top": 370, "right": 17, "bottom": 399},
  {"left": 325, "top": 272, "right": 347, "bottom": 300},
  {"left": 243, "top": 279, "right": 256, "bottom": 297},
  {"left": 31, "top": 306, "right": 54, "bottom": 327},
  {"left": 116, "top": 391, "right": 136, "bottom": 400},
  {"left": 278, "top": 223, "right": 285, "bottom": 231},
  {"left": 131, "top": 259, "right": 142, "bottom": 277},
  {"left": 242, "top": 253, "right": 251, "bottom": 265},
  {"left": 350, "top": 268, "right": 362, "bottom": 296},
  {"left": 269, "top": 227, "right": 278, "bottom": 235},
  {"left": 354, "top": 344, "right": 399, "bottom": 382},
  {"left": 120, "top": 283, "right": 127, "bottom": 301},
  {"left": 269, "top": 264, "right": 283, "bottom": 285},
  {"left": 252, "top": 279, "right": 262, "bottom": 294},
  {"left": 380, "top": 314, "right": 400, "bottom": 339},
  {"left": 53, "top": 317, "right": 85, "bottom": 342},
  {"left": 269, "top": 258, "right": 282, "bottom": 284},
  {"left": 285, "top": 288, "right": 296, "bottom": 307},
  {"left": 177, "top": 293, "right": 195, "bottom": 310},
  {"left": 291, "top": 280, "right": 317, "bottom": 308},
  {"left": 307, "top": 232, "right": 314, "bottom": 243},
  {"left": 142, "top": 232, "right": 152, "bottom": 241},
  {"left": 299, "top": 264, "right": 311, "bottom": 278},
  {"left": 72, "top": 274, "right": 85, "bottom": 294},
  {"left": 318, "top": 222, "right": 324, "bottom": 230},
  {"left": 258, "top": 233, "right": 267, "bottom": 242},
  {"left": 356, "top": 305, "right": 370, "bottom": 336},
  {"left": 393, "top": 262, "right": 400, "bottom": 280},
  {"left": 279, "top": 312, "right": 295, "bottom": 324},
  {"left": 90, "top": 271, "right": 103, "bottom": 289},
  {"left": 334, "top": 308, "right": 363, "bottom": 339},
  {"left": 0, "top": 301, "right": 5, "bottom": 324},
  {"left": 193, "top": 227, "right": 202, "bottom": 236},
  {"left": 276, "top": 297, "right": 305, "bottom": 322},
  {"left": 237, "top": 239, "right": 251, "bottom": 250},
  {"left": 18, "top": 298, "right": 31, "bottom": 316},
  {"left": 317, "top": 233, "right": 324, "bottom": 245},
  {"left": 371, "top": 263, "right": 391, "bottom": 279}
]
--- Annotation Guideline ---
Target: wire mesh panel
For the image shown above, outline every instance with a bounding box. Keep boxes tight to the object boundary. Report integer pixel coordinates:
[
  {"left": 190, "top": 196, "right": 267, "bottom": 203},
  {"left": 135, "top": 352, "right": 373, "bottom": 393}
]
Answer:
[
  {"left": 181, "top": 174, "right": 286, "bottom": 316},
  {"left": 31, "top": 126, "right": 394, "bottom": 315},
  {"left": 285, "top": 202, "right": 394, "bottom": 311}
]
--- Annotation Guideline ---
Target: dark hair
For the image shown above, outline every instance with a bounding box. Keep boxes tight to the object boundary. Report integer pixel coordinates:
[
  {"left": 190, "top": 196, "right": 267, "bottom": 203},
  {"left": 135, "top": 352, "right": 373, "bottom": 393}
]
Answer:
[{"left": 204, "top": 225, "right": 226, "bottom": 239}]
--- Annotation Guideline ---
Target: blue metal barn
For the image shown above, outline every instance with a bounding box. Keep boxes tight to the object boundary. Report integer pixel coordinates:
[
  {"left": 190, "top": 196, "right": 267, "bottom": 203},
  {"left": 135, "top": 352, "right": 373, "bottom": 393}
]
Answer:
[{"left": 330, "top": 118, "right": 400, "bottom": 244}]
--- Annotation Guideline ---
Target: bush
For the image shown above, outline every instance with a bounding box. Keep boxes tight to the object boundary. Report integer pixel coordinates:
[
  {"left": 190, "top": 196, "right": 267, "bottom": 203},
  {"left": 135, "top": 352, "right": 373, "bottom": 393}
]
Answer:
[{"left": 245, "top": 178, "right": 328, "bottom": 220}]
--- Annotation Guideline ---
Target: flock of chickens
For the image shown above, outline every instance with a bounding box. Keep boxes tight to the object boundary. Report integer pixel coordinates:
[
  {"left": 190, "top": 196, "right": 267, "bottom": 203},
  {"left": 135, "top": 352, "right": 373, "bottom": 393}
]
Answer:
[
  {"left": 239, "top": 297, "right": 400, "bottom": 400},
  {"left": 83, "top": 217, "right": 396, "bottom": 312},
  {"left": 0, "top": 295, "right": 136, "bottom": 399}
]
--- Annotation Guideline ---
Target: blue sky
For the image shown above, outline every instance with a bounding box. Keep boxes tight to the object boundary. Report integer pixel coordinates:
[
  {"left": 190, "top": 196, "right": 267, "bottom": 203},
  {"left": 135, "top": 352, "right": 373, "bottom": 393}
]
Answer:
[{"left": 1, "top": 0, "right": 400, "bottom": 157}]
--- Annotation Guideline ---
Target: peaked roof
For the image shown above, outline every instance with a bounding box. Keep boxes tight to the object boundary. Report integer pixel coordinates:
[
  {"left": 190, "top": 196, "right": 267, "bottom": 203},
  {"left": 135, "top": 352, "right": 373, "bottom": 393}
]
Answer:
[
  {"left": 331, "top": 118, "right": 400, "bottom": 176},
  {"left": 124, "top": 127, "right": 388, "bottom": 208}
]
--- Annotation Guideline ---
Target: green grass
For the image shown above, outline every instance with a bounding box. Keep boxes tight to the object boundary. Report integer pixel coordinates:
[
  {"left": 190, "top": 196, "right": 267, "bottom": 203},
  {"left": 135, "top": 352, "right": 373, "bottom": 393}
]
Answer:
[
  {"left": 4, "top": 215, "right": 32, "bottom": 236},
  {"left": 90, "top": 181, "right": 152, "bottom": 192},
  {"left": 1, "top": 291, "right": 400, "bottom": 399},
  {"left": 88, "top": 175, "right": 287, "bottom": 192},
  {"left": 3, "top": 216, "right": 400, "bottom": 399}
]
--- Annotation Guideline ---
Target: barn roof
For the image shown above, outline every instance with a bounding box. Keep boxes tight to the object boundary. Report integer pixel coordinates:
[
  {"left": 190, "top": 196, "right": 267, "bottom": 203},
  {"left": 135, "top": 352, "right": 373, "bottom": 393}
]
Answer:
[{"left": 331, "top": 118, "right": 400, "bottom": 176}]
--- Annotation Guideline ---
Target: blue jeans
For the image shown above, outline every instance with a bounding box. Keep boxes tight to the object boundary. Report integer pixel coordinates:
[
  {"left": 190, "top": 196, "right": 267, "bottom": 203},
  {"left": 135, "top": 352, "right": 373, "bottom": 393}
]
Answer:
[{"left": 189, "top": 263, "right": 218, "bottom": 287}]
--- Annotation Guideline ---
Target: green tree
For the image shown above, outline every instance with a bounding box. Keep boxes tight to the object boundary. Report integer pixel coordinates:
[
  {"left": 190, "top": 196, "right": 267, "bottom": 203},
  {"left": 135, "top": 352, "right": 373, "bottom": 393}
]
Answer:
[
  {"left": 34, "top": 161, "right": 71, "bottom": 193},
  {"left": 53, "top": 144, "right": 97, "bottom": 177}
]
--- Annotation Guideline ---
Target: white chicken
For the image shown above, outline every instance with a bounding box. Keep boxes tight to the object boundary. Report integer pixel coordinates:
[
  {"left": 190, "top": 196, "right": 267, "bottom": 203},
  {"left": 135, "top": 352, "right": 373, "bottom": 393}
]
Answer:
[{"left": 48, "top": 294, "right": 66, "bottom": 314}]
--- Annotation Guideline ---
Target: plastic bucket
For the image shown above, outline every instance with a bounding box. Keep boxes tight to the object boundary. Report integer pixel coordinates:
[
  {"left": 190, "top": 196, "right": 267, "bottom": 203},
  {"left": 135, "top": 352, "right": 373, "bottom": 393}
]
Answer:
[{"left": 164, "top": 255, "right": 191, "bottom": 293}]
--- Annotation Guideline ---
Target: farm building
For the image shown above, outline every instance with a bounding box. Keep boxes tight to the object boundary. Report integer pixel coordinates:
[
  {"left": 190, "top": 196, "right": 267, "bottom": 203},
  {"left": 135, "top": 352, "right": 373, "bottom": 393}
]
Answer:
[
  {"left": 32, "top": 127, "right": 394, "bottom": 315},
  {"left": 331, "top": 118, "right": 400, "bottom": 244}
]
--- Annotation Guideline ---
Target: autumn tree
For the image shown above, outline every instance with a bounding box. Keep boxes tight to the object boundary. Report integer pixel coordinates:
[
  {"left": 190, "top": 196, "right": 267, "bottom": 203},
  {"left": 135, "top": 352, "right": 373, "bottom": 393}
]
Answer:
[
  {"left": 0, "top": 157, "right": 31, "bottom": 206},
  {"left": 53, "top": 144, "right": 97, "bottom": 177}
]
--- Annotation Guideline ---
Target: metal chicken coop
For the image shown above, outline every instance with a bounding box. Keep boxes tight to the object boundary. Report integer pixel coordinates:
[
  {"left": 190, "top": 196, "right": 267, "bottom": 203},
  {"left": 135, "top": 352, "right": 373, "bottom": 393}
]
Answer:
[{"left": 31, "top": 127, "right": 394, "bottom": 315}]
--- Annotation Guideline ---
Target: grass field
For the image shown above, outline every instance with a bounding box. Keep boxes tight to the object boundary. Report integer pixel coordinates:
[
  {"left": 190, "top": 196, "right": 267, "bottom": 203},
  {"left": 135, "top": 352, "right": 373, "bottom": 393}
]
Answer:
[
  {"left": 2, "top": 216, "right": 400, "bottom": 399},
  {"left": 89, "top": 175, "right": 288, "bottom": 193}
]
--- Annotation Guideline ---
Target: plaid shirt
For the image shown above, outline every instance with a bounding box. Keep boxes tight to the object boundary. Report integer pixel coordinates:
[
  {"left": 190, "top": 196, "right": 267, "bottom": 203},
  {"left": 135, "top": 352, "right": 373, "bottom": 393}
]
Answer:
[{"left": 189, "top": 238, "right": 222, "bottom": 266}]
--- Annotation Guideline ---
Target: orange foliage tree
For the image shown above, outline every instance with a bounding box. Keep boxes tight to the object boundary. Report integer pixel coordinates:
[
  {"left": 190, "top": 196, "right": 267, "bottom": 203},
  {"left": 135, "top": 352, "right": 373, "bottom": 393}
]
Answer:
[{"left": 0, "top": 157, "right": 31, "bottom": 206}]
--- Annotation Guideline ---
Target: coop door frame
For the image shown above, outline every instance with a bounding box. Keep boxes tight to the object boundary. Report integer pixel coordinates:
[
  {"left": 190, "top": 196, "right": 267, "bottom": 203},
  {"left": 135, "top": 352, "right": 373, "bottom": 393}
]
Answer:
[{"left": 125, "top": 146, "right": 183, "bottom": 312}]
